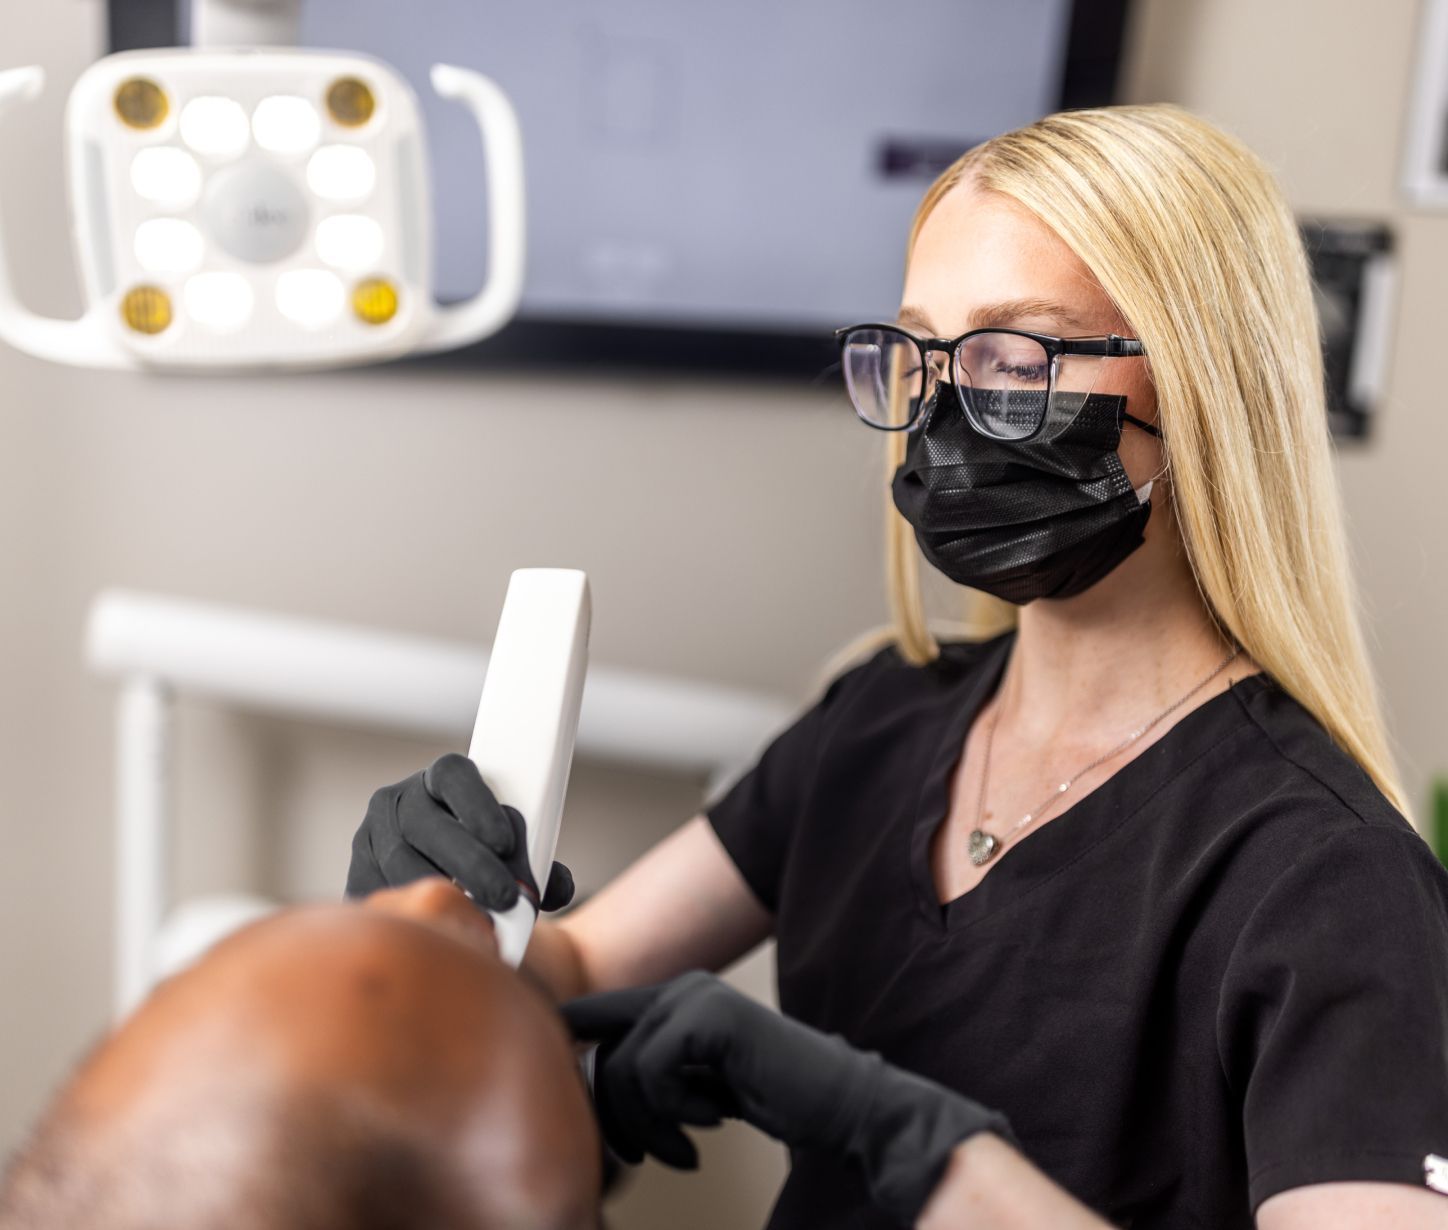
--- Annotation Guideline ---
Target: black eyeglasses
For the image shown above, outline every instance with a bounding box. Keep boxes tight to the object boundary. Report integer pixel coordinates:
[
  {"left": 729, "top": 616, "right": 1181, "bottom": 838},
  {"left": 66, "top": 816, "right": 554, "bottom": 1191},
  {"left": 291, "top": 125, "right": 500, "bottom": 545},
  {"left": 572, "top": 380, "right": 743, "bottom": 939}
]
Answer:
[{"left": 835, "top": 322, "right": 1157, "bottom": 442}]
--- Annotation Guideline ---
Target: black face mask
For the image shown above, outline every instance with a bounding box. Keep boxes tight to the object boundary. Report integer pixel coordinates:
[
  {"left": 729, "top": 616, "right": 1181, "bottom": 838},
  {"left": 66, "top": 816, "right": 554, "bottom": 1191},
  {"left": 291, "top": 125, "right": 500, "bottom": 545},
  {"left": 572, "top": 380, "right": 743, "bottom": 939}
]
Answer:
[{"left": 890, "top": 386, "right": 1154, "bottom": 605}]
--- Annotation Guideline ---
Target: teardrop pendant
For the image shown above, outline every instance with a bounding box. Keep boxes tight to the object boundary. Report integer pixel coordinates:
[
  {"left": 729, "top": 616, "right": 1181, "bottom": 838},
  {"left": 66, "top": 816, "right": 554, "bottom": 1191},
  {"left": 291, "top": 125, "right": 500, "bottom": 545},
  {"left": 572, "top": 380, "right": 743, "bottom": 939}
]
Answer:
[{"left": 967, "top": 829, "right": 1001, "bottom": 866}]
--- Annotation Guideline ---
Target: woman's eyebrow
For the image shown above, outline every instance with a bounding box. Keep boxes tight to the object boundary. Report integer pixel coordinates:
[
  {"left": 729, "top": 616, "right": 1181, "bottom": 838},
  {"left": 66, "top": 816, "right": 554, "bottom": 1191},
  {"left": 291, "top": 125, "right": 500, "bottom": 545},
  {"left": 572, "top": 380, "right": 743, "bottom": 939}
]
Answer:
[
  {"left": 896, "top": 305, "right": 936, "bottom": 332},
  {"left": 969, "top": 297, "right": 1093, "bottom": 331},
  {"left": 896, "top": 298, "right": 1093, "bottom": 334}
]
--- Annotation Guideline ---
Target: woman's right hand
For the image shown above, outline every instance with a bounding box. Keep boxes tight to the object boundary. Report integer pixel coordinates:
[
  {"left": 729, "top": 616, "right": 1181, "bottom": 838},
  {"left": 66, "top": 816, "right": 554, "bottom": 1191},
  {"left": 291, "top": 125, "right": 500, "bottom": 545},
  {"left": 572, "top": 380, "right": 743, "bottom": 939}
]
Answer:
[{"left": 345, "top": 752, "right": 574, "bottom": 913}]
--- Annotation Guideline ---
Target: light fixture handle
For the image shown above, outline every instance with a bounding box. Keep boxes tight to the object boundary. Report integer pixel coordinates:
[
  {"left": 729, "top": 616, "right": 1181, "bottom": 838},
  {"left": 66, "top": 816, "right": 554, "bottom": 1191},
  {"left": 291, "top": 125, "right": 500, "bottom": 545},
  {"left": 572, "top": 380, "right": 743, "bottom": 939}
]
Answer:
[
  {"left": 0, "top": 66, "right": 133, "bottom": 369},
  {"left": 417, "top": 64, "right": 526, "bottom": 355}
]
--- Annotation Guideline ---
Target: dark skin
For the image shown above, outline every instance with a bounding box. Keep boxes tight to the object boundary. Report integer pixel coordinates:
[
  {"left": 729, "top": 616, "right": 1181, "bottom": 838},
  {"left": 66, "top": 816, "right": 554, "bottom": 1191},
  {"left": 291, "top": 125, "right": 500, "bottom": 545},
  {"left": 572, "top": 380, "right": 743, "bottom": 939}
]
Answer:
[{"left": 44, "top": 879, "right": 602, "bottom": 1230}]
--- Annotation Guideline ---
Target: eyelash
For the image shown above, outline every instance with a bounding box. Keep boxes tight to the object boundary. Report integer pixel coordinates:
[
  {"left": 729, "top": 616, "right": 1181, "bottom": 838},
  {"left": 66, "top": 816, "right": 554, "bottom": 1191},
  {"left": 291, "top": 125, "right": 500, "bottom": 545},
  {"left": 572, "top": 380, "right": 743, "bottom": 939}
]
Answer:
[{"left": 992, "top": 361, "right": 1048, "bottom": 379}]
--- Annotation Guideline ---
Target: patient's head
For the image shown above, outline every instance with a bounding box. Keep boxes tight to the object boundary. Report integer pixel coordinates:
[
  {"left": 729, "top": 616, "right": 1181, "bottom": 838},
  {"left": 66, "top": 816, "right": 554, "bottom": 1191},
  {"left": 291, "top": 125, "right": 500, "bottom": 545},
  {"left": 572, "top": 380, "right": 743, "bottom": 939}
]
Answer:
[{"left": 0, "top": 880, "right": 600, "bottom": 1230}]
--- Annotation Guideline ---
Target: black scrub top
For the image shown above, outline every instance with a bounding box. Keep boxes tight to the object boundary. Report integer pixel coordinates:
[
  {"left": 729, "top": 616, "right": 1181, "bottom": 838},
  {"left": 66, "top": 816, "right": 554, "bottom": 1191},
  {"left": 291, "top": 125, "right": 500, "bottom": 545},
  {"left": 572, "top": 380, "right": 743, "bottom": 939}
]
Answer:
[{"left": 706, "top": 632, "right": 1448, "bottom": 1229}]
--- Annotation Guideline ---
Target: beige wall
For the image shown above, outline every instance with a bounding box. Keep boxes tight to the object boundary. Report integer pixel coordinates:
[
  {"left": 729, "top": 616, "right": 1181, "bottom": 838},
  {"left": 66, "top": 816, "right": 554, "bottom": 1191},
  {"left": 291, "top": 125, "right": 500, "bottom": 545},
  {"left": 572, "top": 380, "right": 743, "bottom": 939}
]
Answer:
[
  {"left": 1122, "top": 0, "right": 1446, "bottom": 832},
  {"left": 0, "top": 2, "right": 1443, "bottom": 1227}
]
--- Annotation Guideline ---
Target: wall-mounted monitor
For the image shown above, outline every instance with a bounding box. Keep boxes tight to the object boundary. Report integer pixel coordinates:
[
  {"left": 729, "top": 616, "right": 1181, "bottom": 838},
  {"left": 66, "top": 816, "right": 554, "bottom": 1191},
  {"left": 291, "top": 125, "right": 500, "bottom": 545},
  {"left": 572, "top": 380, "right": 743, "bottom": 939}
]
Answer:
[{"left": 110, "top": 0, "right": 1135, "bottom": 376}]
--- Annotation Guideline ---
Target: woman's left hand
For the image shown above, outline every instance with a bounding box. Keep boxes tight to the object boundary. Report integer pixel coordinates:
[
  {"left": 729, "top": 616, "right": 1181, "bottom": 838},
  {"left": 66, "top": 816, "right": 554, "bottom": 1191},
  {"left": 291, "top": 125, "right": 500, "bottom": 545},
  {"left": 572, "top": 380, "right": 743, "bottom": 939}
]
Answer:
[{"left": 562, "top": 971, "right": 1018, "bottom": 1227}]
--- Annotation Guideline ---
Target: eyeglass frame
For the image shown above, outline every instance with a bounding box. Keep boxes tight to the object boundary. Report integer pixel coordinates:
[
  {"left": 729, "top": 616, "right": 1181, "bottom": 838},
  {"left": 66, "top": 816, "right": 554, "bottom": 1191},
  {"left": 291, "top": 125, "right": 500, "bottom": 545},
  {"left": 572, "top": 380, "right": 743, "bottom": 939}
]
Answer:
[{"left": 834, "top": 322, "right": 1160, "bottom": 442}]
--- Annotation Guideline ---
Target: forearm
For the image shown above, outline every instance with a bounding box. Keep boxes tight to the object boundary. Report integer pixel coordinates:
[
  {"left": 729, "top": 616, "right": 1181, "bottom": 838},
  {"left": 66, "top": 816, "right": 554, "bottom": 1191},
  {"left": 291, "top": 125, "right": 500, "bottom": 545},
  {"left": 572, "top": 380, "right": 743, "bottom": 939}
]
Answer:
[
  {"left": 525, "top": 818, "right": 774, "bottom": 1004},
  {"left": 520, "top": 918, "right": 589, "bottom": 1002},
  {"left": 917, "top": 1133, "right": 1113, "bottom": 1230},
  {"left": 519, "top": 898, "right": 666, "bottom": 1004}
]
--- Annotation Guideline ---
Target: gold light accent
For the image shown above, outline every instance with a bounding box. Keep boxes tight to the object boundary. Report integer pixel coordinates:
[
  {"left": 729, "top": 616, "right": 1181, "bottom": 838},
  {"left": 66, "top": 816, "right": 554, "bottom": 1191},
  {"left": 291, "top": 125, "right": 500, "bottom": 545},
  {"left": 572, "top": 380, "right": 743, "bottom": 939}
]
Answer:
[
  {"left": 114, "top": 78, "right": 169, "bottom": 130},
  {"left": 326, "top": 78, "right": 376, "bottom": 128},
  {"left": 352, "top": 278, "right": 398, "bottom": 325},
  {"left": 121, "top": 285, "right": 173, "bottom": 335}
]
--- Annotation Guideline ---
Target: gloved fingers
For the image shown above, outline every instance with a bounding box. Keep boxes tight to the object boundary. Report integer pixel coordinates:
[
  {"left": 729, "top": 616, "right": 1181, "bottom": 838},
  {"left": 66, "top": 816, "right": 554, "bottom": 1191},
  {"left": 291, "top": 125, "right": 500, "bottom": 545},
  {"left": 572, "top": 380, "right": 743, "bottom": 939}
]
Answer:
[
  {"left": 344, "top": 825, "right": 387, "bottom": 899},
  {"left": 344, "top": 863, "right": 386, "bottom": 899},
  {"left": 631, "top": 1017, "right": 733, "bottom": 1125},
  {"left": 642, "top": 1123, "right": 700, "bottom": 1171},
  {"left": 594, "top": 999, "right": 681, "bottom": 1165},
  {"left": 605, "top": 1013, "right": 714, "bottom": 1167},
  {"left": 656, "top": 1068, "right": 731, "bottom": 1127},
  {"left": 673, "top": 1100, "right": 725, "bottom": 1129},
  {"left": 608, "top": 972, "right": 739, "bottom": 1081},
  {"left": 501, "top": 807, "right": 541, "bottom": 898},
  {"left": 644, "top": 973, "right": 747, "bottom": 1069},
  {"left": 423, "top": 753, "right": 515, "bottom": 856},
  {"left": 541, "top": 860, "right": 575, "bottom": 912},
  {"left": 639, "top": 976, "right": 829, "bottom": 1142},
  {"left": 598, "top": 1060, "right": 700, "bottom": 1171},
  {"left": 397, "top": 789, "right": 519, "bottom": 910},
  {"left": 591, "top": 1053, "right": 646, "bottom": 1165},
  {"left": 595, "top": 1073, "right": 699, "bottom": 1169},
  {"left": 377, "top": 834, "right": 447, "bottom": 888},
  {"left": 560, "top": 985, "right": 661, "bottom": 1044},
  {"left": 581, "top": 980, "right": 728, "bottom": 1171}
]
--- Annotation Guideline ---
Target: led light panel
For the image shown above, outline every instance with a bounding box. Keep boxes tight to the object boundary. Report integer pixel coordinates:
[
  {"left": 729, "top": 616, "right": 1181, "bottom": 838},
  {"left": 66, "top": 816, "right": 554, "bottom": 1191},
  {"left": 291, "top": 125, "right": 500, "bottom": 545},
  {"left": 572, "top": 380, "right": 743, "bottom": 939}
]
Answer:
[{"left": 0, "top": 49, "right": 524, "bottom": 371}]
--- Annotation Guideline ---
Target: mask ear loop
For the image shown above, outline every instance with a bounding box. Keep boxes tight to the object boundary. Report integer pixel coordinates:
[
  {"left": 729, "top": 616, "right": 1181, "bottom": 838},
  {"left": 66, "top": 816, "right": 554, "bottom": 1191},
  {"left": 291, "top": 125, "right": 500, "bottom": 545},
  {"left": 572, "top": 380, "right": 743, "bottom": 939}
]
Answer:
[
  {"left": 1124, "top": 412, "right": 1162, "bottom": 438},
  {"left": 1131, "top": 410, "right": 1170, "bottom": 506}
]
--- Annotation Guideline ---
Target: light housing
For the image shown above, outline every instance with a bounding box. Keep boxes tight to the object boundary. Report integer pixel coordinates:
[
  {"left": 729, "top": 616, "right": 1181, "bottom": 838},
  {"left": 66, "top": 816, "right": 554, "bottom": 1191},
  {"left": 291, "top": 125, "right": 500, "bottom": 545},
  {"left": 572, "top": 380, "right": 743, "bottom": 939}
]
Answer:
[{"left": 0, "top": 49, "right": 524, "bottom": 372}]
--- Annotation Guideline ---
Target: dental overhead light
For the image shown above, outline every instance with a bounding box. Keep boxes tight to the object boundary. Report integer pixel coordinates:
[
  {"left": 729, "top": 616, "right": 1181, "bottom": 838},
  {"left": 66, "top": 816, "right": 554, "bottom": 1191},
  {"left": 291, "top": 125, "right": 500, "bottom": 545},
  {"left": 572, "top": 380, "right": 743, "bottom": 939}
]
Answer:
[{"left": 0, "top": 0, "right": 524, "bottom": 372}]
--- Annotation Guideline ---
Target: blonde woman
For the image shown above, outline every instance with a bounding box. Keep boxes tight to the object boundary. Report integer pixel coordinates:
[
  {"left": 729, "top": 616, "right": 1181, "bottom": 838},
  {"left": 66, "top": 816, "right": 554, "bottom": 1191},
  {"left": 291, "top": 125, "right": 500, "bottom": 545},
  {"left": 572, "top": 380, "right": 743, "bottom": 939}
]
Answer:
[{"left": 349, "top": 105, "right": 1448, "bottom": 1228}]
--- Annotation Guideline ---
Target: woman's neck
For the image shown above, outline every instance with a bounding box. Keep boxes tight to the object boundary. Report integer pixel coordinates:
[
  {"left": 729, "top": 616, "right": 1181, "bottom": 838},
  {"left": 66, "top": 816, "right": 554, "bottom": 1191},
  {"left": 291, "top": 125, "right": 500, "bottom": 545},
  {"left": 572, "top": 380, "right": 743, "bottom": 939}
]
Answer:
[{"left": 993, "top": 535, "right": 1241, "bottom": 747}]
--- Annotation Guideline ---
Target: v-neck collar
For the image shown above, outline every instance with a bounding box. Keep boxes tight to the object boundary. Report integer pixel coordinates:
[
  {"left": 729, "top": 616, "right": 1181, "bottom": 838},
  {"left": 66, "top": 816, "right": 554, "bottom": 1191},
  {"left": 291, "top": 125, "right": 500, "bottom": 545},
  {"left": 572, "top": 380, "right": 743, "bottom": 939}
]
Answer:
[{"left": 906, "top": 632, "right": 1269, "bottom": 934}]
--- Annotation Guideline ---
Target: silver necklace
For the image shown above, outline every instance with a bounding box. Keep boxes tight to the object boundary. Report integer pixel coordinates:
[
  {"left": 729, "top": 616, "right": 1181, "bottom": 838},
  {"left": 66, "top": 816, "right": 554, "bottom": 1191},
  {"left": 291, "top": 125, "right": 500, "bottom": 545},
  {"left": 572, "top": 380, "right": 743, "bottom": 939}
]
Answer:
[{"left": 966, "top": 646, "right": 1241, "bottom": 867}]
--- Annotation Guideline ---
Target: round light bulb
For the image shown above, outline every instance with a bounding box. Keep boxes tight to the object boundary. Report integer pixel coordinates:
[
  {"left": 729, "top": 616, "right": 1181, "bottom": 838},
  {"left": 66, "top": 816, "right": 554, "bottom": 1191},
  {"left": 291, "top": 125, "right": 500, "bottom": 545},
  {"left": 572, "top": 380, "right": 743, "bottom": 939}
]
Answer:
[
  {"left": 306, "top": 145, "right": 376, "bottom": 202},
  {"left": 352, "top": 277, "right": 399, "bottom": 326},
  {"left": 179, "top": 96, "right": 251, "bottom": 159},
  {"left": 253, "top": 96, "right": 322, "bottom": 155},
  {"left": 184, "top": 272, "right": 254, "bottom": 332},
  {"left": 114, "top": 78, "right": 169, "bottom": 131},
  {"left": 326, "top": 77, "right": 376, "bottom": 128},
  {"left": 134, "top": 218, "right": 205, "bottom": 275},
  {"left": 130, "top": 147, "right": 203, "bottom": 208},
  {"left": 120, "top": 285, "right": 174, "bottom": 335},
  {"left": 276, "top": 269, "right": 345, "bottom": 329},
  {"left": 315, "top": 214, "right": 384, "bottom": 271}
]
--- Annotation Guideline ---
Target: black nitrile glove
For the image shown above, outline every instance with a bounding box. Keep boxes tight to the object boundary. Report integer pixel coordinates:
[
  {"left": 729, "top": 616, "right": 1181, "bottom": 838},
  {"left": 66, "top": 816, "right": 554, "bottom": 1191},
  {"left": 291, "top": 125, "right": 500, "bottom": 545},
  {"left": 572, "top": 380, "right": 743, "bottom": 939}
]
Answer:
[
  {"left": 563, "top": 972, "right": 1017, "bottom": 1227},
  {"left": 346, "top": 752, "right": 574, "bottom": 913}
]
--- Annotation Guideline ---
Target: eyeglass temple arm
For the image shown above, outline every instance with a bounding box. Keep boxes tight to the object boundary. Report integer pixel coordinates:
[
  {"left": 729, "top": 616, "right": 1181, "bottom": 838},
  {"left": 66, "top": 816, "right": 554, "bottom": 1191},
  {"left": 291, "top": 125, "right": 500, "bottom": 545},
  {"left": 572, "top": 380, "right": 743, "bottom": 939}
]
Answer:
[{"left": 1065, "top": 334, "right": 1146, "bottom": 357}]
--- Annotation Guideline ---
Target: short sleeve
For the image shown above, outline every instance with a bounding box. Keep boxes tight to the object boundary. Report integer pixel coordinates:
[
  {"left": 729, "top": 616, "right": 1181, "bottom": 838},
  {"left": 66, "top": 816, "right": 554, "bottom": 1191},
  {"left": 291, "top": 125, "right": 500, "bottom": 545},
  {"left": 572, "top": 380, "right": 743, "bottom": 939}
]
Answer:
[
  {"left": 705, "top": 649, "right": 886, "bottom": 913},
  {"left": 1215, "top": 823, "right": 1448, "bottom": 1210}
]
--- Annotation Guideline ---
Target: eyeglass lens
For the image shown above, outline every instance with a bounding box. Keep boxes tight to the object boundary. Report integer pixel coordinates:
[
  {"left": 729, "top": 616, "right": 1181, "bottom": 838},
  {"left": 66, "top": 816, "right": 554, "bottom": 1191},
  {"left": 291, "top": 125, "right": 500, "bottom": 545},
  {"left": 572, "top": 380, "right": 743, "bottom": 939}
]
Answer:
[
  {"left": 953, "top": 331, "right": 1052, "bottom": 441},
  {"left": 841, "top": 328, "right": 925, "bottom": 430}
]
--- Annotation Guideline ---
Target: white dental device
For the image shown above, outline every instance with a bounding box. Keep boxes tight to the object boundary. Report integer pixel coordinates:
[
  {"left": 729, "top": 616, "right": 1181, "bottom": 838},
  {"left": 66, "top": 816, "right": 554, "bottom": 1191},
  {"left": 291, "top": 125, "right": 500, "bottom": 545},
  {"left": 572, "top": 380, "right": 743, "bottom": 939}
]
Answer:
[{"left": 467, "top": 569, "right": 591, "bottom": 967}]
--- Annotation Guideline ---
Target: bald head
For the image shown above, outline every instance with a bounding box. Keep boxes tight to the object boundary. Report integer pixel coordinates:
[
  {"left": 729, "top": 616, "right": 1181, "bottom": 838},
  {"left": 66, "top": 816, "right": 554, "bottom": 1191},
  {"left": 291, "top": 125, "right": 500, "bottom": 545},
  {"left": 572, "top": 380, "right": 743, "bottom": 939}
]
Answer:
[{"left": 0, "top": 882, "right": 601, "bottom": 1230}]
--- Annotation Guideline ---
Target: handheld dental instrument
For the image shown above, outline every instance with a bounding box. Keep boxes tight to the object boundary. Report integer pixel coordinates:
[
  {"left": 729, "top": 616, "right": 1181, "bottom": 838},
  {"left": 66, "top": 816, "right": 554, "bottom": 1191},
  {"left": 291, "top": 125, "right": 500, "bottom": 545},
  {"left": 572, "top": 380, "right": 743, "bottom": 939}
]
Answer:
[{"left": 468, "top": 569, "right": 591, "bottom": 967}]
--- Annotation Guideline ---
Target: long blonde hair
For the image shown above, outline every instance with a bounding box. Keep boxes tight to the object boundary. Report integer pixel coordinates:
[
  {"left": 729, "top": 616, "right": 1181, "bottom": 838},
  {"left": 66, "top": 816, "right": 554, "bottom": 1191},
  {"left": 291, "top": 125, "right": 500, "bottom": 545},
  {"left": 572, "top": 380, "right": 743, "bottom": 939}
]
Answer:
[{"left": 871, "top": 103, "right": 1409, "bottom": 818}]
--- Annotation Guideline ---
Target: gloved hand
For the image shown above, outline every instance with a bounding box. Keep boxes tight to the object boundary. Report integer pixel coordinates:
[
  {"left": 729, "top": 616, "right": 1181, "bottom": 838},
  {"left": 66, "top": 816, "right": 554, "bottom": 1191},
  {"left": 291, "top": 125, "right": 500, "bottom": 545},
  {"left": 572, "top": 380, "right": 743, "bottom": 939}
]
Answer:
[
  {"left": 346, "top": 752, "right": 574, "bottom": 914},
  {"left": 562, "top": 971, "right": 1017, "bottom": 1227}
]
